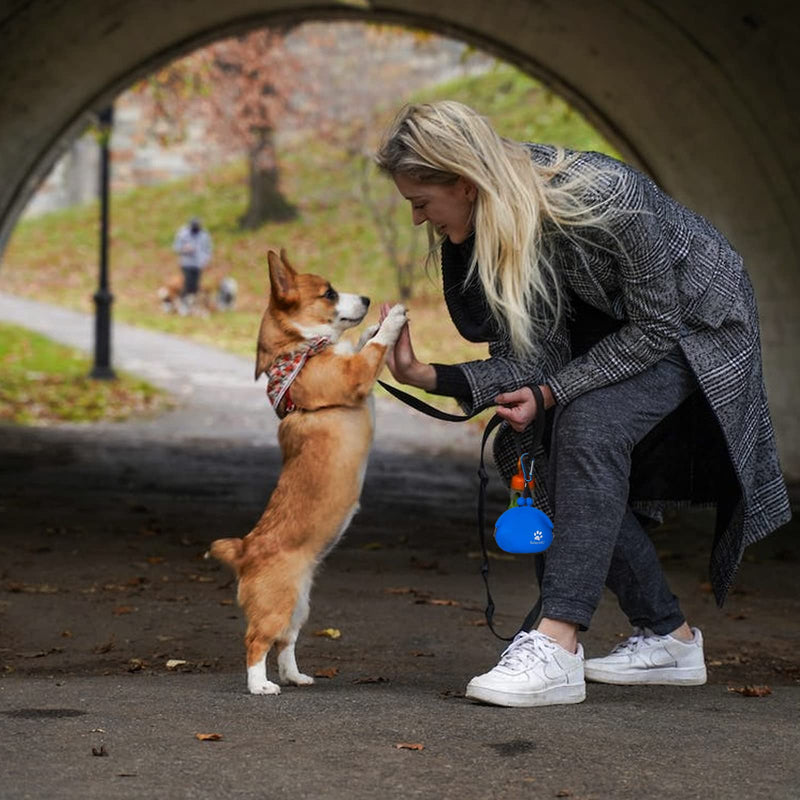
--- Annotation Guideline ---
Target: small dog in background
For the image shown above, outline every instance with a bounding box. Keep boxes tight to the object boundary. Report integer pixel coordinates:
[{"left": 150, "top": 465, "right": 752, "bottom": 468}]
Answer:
[
  {"left": 207, "top": 249, "right": 407, "bottom": 695},
  {"left": 158, "top": 273, "right": 238, "bottom": 316}
]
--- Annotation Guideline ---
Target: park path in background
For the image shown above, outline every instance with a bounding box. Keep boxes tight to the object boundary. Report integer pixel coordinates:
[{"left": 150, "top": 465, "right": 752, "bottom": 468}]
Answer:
[{"left": 0, "top": 291, "right": 482, "bottom": 455}]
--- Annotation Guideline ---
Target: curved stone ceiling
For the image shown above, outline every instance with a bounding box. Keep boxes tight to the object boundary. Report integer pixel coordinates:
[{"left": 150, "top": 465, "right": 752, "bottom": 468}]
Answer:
[{"left": 0, "top": 0, "right": 798, "bottom": 476}]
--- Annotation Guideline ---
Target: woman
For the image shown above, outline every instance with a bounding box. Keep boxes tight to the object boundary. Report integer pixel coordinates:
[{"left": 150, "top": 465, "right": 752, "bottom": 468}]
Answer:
[{"left": 375, "top": 100, "right": 791, "bottom": 708}]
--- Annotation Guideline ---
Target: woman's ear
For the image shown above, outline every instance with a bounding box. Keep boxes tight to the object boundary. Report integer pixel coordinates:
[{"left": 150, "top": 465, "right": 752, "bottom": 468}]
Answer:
[{"left": 462, "top": 179, "right": 478, "bottom": 202}]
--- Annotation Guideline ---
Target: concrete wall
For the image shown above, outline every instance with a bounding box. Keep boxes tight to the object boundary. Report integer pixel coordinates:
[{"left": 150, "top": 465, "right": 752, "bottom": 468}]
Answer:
[{"left": 0, "top": 0, "right": 797, "bottom": 476}]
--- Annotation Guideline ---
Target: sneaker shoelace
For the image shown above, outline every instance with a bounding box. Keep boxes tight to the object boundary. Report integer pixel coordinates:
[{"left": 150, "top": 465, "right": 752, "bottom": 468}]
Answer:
[
  {"left": 611, "top": 627, "right": 663, "bottom": 654},
  {"left": 497, "top": 631, "right": 557, "bottom": 671}
]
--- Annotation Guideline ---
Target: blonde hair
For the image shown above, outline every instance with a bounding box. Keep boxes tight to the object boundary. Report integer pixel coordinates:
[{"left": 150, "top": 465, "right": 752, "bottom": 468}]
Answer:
[{"left": 375, "top": 100, "right": 619, "bottom": 357}]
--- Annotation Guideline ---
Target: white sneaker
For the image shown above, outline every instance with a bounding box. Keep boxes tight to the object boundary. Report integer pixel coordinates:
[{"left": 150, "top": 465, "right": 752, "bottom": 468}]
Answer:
[
  {"left": 584, "top": 627, "right": 707, "bottom": 685},
  {"left": 465, "top": 630, "right": 586, "bottom": 707}
]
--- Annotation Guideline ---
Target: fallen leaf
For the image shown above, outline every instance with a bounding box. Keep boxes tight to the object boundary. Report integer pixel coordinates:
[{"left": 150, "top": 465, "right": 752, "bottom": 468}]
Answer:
[
  {"left": 385, "top": 587, "right": 415, "bottom": 595},
  {"left": 61, "top": 630, "right": 73, "bottom": 638},
  {"left": 166, "top": 659, "right": 188, "bottom": 670},
  {"left": 6, "top": 581, "right": 59, "bottom": 594},
  {"left": 353, "top": 676, "right": 389, "bottom": 684},
  {"left": 428, "top": 598, "right": 460, "bottom": 607},
  {"left": 728, "top": 685, "right": 772, "bottom": 697},
  {"left": 410, "top": 557, "right": 438, "bottom": 571},
  {"left": 555, "top": 791, "right": 572, "bottom": 798},
  {"left": 411, "top": 651, "right": 435, "bottom": 658},
  {"left": 468, "top": 618, "right": 488, "bottom": 627},
  {"left": 146, "top": 556, "right": 165, "bottom": 565},
  {"left": 218, "top": 599, "right": 233, "bottom": 606},
  {"left": 395, "top": 743, "right": 424, "bottom": 751},
  {"left": 361, "top": 542, "right": 383, "bottom": 551},
  {"left": 112, "top": 605, "right": 134, "bottom": 616},
  {"left": 313, "top": 628, "right": 341, "bottom": 640},
  {"left": 314, "top": 667, "right": 339, "bottom": 679},
  {"left": 195, "top": 733, "right": 223, "bottom": 741},
  {"left": 127, "top": 658, "right": 145, "bottom": 672},
  {"left": 92, "top": 745, "right": 108, "bottom": 757}
]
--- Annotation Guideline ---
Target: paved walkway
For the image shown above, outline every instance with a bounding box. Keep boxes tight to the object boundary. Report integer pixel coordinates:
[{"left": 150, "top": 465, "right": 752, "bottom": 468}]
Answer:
[
  {"left": 0, "top": 291, "right": 483, "bottom": 454},
  {"left": 1, "top": 291, "right": 798, "bottom": 800}
]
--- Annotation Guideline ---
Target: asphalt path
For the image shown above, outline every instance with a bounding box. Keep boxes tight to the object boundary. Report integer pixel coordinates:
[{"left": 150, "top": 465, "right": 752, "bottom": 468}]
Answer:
[{"left": 1, "top": 292, "right": 798, "bottom": 800}]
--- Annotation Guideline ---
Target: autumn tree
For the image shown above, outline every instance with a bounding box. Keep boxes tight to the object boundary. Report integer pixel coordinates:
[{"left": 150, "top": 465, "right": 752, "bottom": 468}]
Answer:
[{"left": 137, "top": 28, "right": 302, "bottom": 229}]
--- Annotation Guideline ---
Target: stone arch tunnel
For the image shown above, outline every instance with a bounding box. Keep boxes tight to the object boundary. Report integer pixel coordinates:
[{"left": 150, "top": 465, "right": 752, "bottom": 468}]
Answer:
[{"left": 0, "top": 0, "right": 798, "bottom": 479}]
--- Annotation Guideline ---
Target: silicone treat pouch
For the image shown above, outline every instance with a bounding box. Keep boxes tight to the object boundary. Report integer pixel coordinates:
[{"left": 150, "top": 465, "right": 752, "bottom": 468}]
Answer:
[{"left": 494, "top": 497, "right": 553, "bottom": 554}]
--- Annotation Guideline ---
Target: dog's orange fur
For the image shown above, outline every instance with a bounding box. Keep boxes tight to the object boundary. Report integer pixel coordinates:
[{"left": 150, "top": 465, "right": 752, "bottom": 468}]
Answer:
[{"left": 207, "top": 249, "right": 406, "bottom": 695}]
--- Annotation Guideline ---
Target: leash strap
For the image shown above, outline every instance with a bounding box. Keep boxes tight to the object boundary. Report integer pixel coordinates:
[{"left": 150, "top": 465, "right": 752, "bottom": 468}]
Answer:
[{"left": 379, "top": 379, "right": 548, "bottom": 641}]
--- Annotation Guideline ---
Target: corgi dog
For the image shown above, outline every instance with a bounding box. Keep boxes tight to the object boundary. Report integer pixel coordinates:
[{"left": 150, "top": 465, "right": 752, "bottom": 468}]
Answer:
[{"left": 207, "top": 249, "right": 407, "bottom": 695}]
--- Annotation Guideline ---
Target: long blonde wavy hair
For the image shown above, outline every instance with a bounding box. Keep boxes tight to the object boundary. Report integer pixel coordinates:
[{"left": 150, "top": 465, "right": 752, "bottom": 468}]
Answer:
[{"left": 375, "top": 100, "right": 619, "bottom": 358}]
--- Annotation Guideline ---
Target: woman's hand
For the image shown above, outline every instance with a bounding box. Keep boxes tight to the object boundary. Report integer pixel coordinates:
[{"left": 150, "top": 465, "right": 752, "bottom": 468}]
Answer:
[
  {"left": 379, "top": 302, "right": 436, "bottom": 391},
  {"left": 494, "top": 385, "right": 554, "bottom": 432}
]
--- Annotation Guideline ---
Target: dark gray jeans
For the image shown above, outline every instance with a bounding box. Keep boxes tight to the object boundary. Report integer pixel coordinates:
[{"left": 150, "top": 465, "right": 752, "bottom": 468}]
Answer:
[{"left": 542, "top": 346, "right": 697, "bottom": 635}]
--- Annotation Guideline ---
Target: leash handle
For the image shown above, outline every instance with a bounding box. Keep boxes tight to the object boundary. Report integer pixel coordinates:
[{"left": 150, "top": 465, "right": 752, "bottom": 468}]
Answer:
[{"left": 478, "top": 385, "right": 547, "bottom": 641}]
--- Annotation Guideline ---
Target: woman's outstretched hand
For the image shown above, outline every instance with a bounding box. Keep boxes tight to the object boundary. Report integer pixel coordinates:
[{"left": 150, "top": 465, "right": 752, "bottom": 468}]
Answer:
[
  {"left": 379, "top": 302, "right": 436, "bottom": 391},
  {"left": 495, "top": 385, "right": 554, "bottom": 432}
]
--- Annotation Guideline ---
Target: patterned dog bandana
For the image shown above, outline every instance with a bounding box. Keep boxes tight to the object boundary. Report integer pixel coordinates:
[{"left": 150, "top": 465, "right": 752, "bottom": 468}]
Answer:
[{"left": 266, "top": 336, "right": 330, "bottom": 418}]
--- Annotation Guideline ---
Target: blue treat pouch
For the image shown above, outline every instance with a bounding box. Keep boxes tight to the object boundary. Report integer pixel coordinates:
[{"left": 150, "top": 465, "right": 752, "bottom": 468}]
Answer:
[{"left": 494, "top": 497, "right": 554, "bottom": 554}]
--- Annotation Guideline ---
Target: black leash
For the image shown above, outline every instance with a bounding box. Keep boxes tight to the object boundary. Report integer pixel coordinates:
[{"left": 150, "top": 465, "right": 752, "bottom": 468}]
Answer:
[{"left": 378, "top": 380, "right": 547, "bottom": 641}]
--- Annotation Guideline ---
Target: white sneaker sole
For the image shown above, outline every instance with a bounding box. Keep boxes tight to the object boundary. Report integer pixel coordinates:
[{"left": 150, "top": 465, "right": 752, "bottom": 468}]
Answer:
[
  {"left": 584, "top": 664, "right": 707, "bottom": 686},
  {"left": 465, "top": 681, "right": 586, "bottom": 708}
]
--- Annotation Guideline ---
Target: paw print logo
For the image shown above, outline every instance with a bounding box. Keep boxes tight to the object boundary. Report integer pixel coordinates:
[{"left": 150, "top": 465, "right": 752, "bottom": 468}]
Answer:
[{"left": 532, "top": 530, "right": 543, "bottom": 542}]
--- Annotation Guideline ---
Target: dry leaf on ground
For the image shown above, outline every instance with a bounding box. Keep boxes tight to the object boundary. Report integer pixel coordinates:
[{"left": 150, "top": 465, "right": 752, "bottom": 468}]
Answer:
[
  {"left": 195, "top": 733, "right": 223, "bottom": 741},
  {"left": 166, "top": 659, "right": 188, "bottom": 669},
  {"left": 353, "top": 676, "right": 389, "bottom": 684},
  {"left": 313, "top": 628, "right": 341, "bottom": 639},
  {"left": 728, "top": 685, "right": 772, "bottom": 697},
  {"left": 395, "top": 743, "right": 424, "bottom": 751},
  {"left": 315, "top": 667, "right": 339, "bottom": 679}
]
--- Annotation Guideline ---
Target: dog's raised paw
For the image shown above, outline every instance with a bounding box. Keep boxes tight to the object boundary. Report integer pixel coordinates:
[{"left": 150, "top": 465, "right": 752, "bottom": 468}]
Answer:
[
  {"left": 248, "top": 680, "right": 281, "bottom": 696},
  {"left": 373, "top": 304, "right": 408, "bottom": 346}
]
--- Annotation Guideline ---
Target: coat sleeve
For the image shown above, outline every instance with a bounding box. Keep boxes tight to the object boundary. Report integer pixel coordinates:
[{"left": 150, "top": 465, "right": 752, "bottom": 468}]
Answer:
[
  {"left": 548, "top": 171, "right": 683, "bottom": 405},
  {"left": 447, "top": 320, "right": 571, "bottom": 416}
]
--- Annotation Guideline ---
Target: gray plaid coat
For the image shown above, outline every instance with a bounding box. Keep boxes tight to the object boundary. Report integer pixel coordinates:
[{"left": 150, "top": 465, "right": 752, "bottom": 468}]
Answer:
[{"left": 447, "top": 145, "right": 791, "bottom": 604}]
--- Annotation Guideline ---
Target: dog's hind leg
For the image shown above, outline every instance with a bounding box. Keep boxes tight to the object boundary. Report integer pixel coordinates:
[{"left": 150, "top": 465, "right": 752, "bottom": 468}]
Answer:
[
  {"left": 276, "top": 571, "right": 314, "bottom": 686},
  {"left": 245, "top": 627, "right": 280, "bottom": 695}
]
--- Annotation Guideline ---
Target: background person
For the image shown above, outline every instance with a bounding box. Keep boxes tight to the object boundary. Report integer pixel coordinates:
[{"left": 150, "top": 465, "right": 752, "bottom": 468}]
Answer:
[
  {"left": 375, "top": 101, "right": 791, "bottom": 708},
  {"left": 173, "top": 217, "right": 213, "bottom": 306}
]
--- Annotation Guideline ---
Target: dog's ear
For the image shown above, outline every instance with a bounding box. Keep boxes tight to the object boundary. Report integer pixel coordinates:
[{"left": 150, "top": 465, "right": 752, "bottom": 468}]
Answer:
[
  {"left": 279, "top": 247, "right": 298, "bottom": 275},
  {"left": 268, "top": 249, "right": 298, "bottom": 308}
]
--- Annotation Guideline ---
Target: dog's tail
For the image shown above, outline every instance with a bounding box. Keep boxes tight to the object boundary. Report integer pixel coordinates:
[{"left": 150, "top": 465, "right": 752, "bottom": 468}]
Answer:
[{"left": 205, "top": 537, "right": 244, "bottom": 572}]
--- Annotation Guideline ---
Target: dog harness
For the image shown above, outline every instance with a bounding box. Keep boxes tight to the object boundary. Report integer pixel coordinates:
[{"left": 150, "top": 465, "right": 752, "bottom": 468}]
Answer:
[{"left": 266, "top": 336, "right": 330, "bottom": 418}]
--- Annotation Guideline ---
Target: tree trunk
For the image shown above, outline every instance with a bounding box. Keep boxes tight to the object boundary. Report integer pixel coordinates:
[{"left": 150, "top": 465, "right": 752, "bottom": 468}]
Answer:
[{"left": 239, "top": 127, "right": 296, "bottom": 230}]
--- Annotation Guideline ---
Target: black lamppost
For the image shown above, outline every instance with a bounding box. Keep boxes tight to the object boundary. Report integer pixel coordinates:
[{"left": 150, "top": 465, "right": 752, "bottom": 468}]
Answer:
[{"left": 90, "top": 105, "right": 116, "bottom": 380}]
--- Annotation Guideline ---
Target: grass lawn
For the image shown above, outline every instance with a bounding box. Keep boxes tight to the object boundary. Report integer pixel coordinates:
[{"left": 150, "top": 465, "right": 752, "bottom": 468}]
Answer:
[
  {"left": 0, "top": 64, "right": 617, "bottom": 418},
  {"left": 0, "top": 322, "right": 171, "bottom": 425}
]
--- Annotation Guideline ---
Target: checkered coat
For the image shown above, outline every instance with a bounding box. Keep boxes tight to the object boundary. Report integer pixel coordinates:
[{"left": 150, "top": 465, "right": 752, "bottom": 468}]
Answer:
[{"left": 447, "top": 145, "right": 791, "bottom": 604}]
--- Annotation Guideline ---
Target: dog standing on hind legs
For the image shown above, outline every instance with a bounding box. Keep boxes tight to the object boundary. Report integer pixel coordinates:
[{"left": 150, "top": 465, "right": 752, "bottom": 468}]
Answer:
[{"left": 207, "top": 249, "right": 407, "bottom": 695}]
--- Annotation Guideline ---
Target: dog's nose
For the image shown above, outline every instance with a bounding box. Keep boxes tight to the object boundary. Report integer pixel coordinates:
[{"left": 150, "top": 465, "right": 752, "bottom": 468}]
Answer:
[{"left": 361, "top": 296, "right": 370, "bottom": 308}]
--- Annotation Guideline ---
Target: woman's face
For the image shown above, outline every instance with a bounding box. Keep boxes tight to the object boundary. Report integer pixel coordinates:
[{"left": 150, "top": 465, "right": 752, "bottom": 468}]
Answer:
[{"left": 393, "top": 173, "right": 476, "bottom": 244}]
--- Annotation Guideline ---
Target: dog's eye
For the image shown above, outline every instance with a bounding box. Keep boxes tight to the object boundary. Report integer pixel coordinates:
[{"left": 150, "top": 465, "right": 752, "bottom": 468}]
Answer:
[{"left": 323, "top": 287, "right": 338, "bottom": 302}]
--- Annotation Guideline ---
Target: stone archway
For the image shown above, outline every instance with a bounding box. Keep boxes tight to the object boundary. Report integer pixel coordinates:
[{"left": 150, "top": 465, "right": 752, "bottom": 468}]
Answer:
[{"left": 0, "top": 1, "right": 798, "bottom": 477}]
